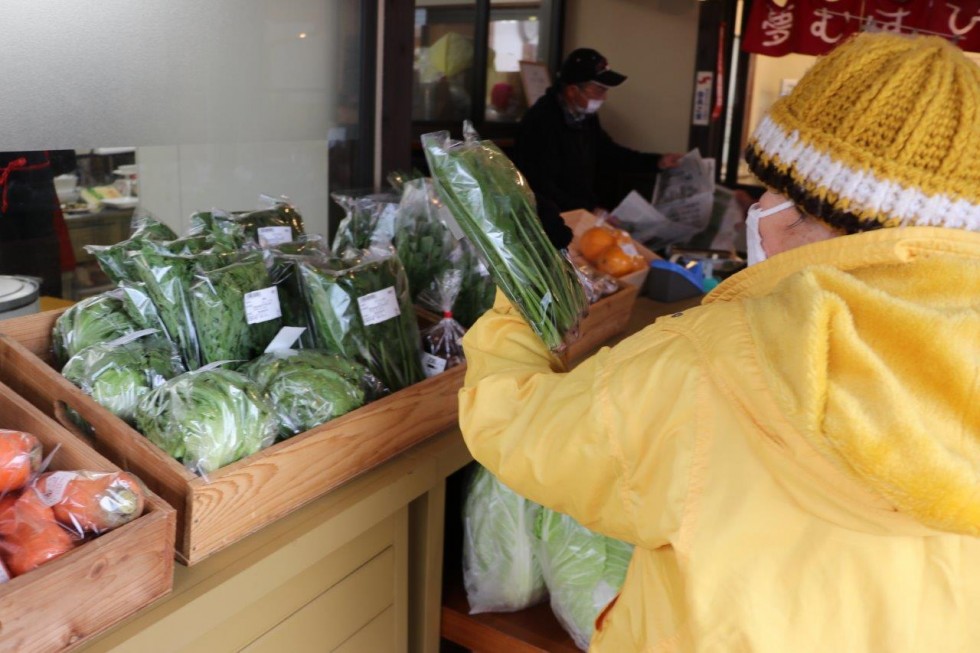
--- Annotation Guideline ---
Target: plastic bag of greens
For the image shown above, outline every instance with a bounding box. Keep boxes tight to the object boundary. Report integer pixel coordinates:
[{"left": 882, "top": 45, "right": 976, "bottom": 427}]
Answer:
[
  {"left": 232, "top": 196, "right": 306, "bottom": 247},
  {"left": 135, "top": 366, "right": 278, "bottom": 475},
  {"left": 331, "top": 192, "right": 400, "bottom": 256},
  {"left": 450, "top": 237, "right": 496, "bottom": 329},
  {"left": 535, "top": 509, "right": 634, "bottom": 650},
  {"left": 392, "top": 178, "right": 455, "bottom": 302},
  {"left": 52, "top": 291, "right": 140, "bottom": 367},
  {"left": 117, "top": 280, "right": 170, "bottom": 336},
  {"left": 297, "top": 250, "right": 424, "bottom": 391},
  {"left": 189, "top": 253, "right": 282, "bottom": 365},
  {"left": 240, "top": 350, "right": 387, "bottom": 439},
  {"left": 423, "top": 130, "right": 587, "bottom": 351},
  {"left": 187, "top": 210, "right": 248, "bottom": 250},
  {"left": 85, "top": 212, "right": 178, "bottom": 284},
  {"left": 267, "top": 236, "right": 333, "bottom": 350},
  {"left": 463, "top": 465, "right": 547, "bottom": 614},
  {"left": 418, "top": 269, "right": 466, "bottom": 376},
  {"left": 62, "top": 329, "right": 185, "bottom": 425}
]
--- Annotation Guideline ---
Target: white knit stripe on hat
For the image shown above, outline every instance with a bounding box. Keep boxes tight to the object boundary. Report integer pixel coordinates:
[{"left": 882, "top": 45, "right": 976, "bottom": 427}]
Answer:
[{"left": 751, "top": 116, "right": 980, "bottom": 232}]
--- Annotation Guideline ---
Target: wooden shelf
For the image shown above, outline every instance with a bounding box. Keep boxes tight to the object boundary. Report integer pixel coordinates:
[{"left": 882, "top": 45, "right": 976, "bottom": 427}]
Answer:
[{"left": 441, "top": 574, "right": 580, "bottom": 653}]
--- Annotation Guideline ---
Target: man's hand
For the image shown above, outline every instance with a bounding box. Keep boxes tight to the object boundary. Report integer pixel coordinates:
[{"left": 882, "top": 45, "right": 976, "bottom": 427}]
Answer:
[{"left": 658, "top": 152, "right": 684, "bottom": 170}]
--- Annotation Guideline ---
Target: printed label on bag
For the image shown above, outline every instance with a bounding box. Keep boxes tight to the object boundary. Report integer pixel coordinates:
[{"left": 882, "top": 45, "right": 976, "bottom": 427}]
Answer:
[
  {"left": 264, "top": 326, "right": 307, "bottom": 353},
  {"left": 357, "top": 286, "right": 401, "bottom": 326},
  {"left": 257, "top": 226, "right": 293, "bottom": 248},
  {"left": 35, "top": 471, "right": 78, "bottom": 506},
  {"left": 421, "top": 352, "right": 448, "bottom": 377},
  {"left": 244, "top": 286, "right": 282, "bottom": 324},
  {"left": 620, "top": 243, "right": 640, "bottom": 258}
]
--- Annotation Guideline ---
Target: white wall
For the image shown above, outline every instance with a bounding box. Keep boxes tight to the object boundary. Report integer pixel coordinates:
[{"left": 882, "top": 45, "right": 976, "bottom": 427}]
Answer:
[
  {"left": 0, "top": 0, "right": 343, "bottom": 237},
  {"left": 564, "top": 0, "right": 700, "bottom": 154}
]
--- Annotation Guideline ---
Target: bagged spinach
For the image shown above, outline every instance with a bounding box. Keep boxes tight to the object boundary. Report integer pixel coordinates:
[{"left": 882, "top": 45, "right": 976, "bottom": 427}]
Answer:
[
  {"left": 241, "top": 349, "right": 387, "bottom": 439},
  {"left": 62, "top": 330, "right": 185, "bottom": 426},
  {"left": 298, "top": 250, "right": 424, "bottom": 391},
  {"left": 267, "top": 236, "right": 332, "bottom": 350},
  {"left": 52, "top": 291, "right": 140, "bottom": 367},
  {"left": 135, "top": 367, "right": 278, "bottom": 475},
  {"left": 189, "top": 253, "right": 282, "bottom": 365}
]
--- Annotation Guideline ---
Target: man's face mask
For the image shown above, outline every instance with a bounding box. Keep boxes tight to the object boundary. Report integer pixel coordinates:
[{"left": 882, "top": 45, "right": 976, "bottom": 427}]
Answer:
[{"left": 745, "top": 200, "right": 794, "bottom": 266}]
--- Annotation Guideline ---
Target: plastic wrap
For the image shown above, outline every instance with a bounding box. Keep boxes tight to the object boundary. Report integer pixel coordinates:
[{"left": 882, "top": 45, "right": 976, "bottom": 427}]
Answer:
[
  {"left": 297, "top": 250, "right": 425, "bottom": 391},
  {"left": 422, "top": 130, "right": 588, "bottom": 350},
  {"left": 450, "top": 238, "right": 496, "bottom": 329},
  {"left": 0, "top": 491, "right": 75, "bottom": 577},
  {"left": 331, "top": 192, "right": 400, "bottom": 255},
  {"left": 462, "top": 465, "right": 547, "bottom": 614},
  {"left": 189, "top": 253, "right": 282, "bottom": 365},
  {"left": 31, "top": 470, "right": 145, "bottom": 535},
  {"left": 231, "top": 198, "right": 306, "bottom": 246},
  {"left": 418, "top": 269, "right": 466, "bottom": 376},
  {"left": 268, "top": 235, "right": 333, "bottom": 350},
  {"left": 241, "top": 350, "right": 387, "bottom": 439},
  {"left": 187, "top": 210, "right": 249, "bottom": 250},
  {"left": 535, "top": 509, "right": 634, "bottom": 650},
  {"left": 574, "top": 264, "right": 620, "bottom": 305},
  {"left": 135, "top": 367, "right": 278, "bottom": 476},
  {"left": 117, "top": 280, "right": 170, "bottom": 336},
  {"left": 85, "top": 212, "right": 178, "bottom": 284},
  {"left": 0, "top": 431, "right": 42, "bottom": 494},
  {"left": 61, "top": 330, "right": 185, "bottom": 426},
  {"left": 51, "top": 291, "right": 140, "bottom": 367},
  {"left": 392, "top": 178, "right": 456, "bottom": 301}
]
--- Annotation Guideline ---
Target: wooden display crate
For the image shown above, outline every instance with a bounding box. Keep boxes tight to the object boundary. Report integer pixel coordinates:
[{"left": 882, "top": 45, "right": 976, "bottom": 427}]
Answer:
[
  {"left": 0, "top": 377, "right": 175, "bottom": 652},
  {"left": 0, "top": 310, "right": 465, "bottom": 566}
]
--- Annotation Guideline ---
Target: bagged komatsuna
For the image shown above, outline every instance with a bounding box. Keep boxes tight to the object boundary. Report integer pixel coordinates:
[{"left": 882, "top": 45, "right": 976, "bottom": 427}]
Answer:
[
  {"left": 534, "top": 509, "right": 634, "bottom": 651},
  {"left": 462, "top": 465, "right": 547, "bottom": 614},
  {"left": 240, "top": 350, "right": 388, "bottom": 439},
  {"left": 61, "top": 329, "right": 185, "bottom": 426},
  {"left": 135, "top": 367, "right": 278, "bottom": 476},
  {"left": 422, "top": 128, "right": 587, "bottom": 351}
]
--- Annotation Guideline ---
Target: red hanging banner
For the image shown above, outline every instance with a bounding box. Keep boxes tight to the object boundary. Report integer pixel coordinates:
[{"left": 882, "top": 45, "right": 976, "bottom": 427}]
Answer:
[
  {"left": 743, "top": 0, "right": 798, "bottom": 57},
  {"left": 926, "top": 0, "right": 980, "bottom": 52},
  {"left": 793, "top": 0, "right": 863, "bottom": 55}
]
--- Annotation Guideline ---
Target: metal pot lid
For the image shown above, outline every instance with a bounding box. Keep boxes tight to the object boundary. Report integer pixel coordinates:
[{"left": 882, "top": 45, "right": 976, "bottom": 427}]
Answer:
[{"left": 0, "top": 276, "right": 39, "bottom": 313}]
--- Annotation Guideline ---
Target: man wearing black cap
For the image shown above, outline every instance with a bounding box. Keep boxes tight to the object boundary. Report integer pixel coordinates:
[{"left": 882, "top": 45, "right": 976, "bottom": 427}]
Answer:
[{"left": 516, "top": 48, "right": 682, "bottom": 226}]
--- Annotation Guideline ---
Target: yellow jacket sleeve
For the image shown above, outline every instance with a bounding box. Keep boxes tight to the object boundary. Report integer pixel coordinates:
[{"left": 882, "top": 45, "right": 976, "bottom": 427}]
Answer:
[{"left": 459, "top": 291, "right": 699, "bottom": 547}]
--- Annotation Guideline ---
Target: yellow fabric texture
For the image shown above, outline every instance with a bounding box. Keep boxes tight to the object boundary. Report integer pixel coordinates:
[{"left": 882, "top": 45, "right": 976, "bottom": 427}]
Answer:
[
  {"left": 459, "top": 226, "right": 980, "bottom": 652},
  {"left": 747, "top": 32, "right": 980, "bottom": 229}
]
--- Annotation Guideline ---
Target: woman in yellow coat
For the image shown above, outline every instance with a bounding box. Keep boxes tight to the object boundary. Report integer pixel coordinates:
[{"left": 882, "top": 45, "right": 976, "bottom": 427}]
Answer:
[{"left": 459, "top": 33, "right": 980, "bottom": 652}]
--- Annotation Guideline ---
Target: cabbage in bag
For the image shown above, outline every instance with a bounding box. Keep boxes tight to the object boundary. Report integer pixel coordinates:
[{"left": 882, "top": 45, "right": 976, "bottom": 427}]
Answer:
[
  {"left": 51, "top": 291, "right": 140, "bottom": 367},
  {"left": 462, "top": 466, "right": 547, "bottom": 614},
  {"left": 535, "top": 509, "right": 634, "bottom": 650}
]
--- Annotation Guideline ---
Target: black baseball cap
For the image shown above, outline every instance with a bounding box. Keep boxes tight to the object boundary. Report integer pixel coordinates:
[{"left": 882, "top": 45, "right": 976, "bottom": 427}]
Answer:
[{"left": 557, "top": 48, "right": 627, "bottom": 87}]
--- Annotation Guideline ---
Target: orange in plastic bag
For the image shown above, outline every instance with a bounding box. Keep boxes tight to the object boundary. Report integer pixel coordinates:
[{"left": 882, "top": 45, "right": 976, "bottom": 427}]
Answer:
[
  {"left": 33, "top": 471, "right": 145, "bottom": 535},
  {"left": 0, "top": 430, "right": 42, "bottom": 494},
  {"left": 577, "top": 227, "right": 618, "bottom": 261},
  {"left": 595, "top": 243, "right": 647, "bottom": 278}
]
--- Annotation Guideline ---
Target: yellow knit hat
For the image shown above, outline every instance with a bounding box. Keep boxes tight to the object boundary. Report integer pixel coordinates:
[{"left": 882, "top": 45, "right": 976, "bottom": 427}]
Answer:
[{"left": 745, "top": 32, "right": 980, "bottom": 233}]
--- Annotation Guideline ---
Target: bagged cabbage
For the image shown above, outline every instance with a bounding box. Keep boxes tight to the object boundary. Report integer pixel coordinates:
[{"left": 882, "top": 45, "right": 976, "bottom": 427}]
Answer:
[
  {"left": 189, "top": 253, "right": 282, "bottom": 365},
  {"left": 51, "top": 291, "right": 139, "bottom": 367},
  {"left": 419, "top": 269, "right": 466, "bottom": 376},
  {"left": 535, "top": 509, "right": 634, "bottom": 650},
  {"left": 298, "top": 249, "right": 424, "bottom": 391},
  {"left": 241, "top": 350, "right": 387, "bottom": 439},
  {"left": 463, "top": 465, "right": 547, "bottom": 614},
  {"left": 135, "top": 367, "right": 277, "bottom": 475},
  {"left": 61, "top": 330, "right": 185, "bottom": 425}
]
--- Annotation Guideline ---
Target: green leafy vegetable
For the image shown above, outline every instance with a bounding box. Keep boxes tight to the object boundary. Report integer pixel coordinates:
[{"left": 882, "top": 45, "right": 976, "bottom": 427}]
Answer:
[
  {"left": 392, "top": 179, "right": 455, "bottom": 301},
  {"left": 117, "top": 281, "right": 170, "bottom": 337},
  {"left": 331, "top": 193, "right": 399, "bottom": 255},
  {"left": 135, "top": 367, "right": 278, "bottom": 475},
  {"left": 52, "top": 292, "right": 139, "bottom": 367},
  {"left": 423, "top": 131, "right": 587, "bottom": 350},
  {"left": 298, "top": 251, "right": 424, "bottom": 391},
  {"left": 62, "top": 332, "right": 185, "bottom": 425},
  {"left": 85, "top": 214, "right": 179, "bottom": 284},
  {"left": 232, "top": 201, "right": 306, "bottom": 245},
  {"left": 463, "top": 465, "right": 547, "bottom": 613},
  {"left": 535, "top": 509, "right": 634, "bottom": 650},
  {"left": 189, "top": 253, "right": 282, "bottom": 364},
  {"left": 240, "top": 350, "right": 386, "bottom": 438}
]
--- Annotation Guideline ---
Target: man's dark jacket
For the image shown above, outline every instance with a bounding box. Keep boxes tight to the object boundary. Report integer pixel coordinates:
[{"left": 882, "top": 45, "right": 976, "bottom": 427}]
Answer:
[{"left": 515, "top": 87, "right": 661, "bottom": 213}]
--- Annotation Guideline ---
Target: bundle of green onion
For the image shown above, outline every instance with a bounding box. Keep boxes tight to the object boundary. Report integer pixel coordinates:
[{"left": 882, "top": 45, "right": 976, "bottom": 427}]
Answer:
[{"left": 422, "top": 131, "right": 587, "bottom": 351}]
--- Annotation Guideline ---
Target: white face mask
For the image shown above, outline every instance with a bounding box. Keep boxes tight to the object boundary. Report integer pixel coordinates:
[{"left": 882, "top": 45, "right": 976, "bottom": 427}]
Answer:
[
  {"left": 745, "top": 200, "right": 795, "bottom": 266},
  {"left": 583, "top": 98, "right": 604, "bottom": 114}
]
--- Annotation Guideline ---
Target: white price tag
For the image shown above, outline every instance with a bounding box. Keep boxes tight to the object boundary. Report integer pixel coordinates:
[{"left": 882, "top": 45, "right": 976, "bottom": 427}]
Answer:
[
  {"left": 264, "top": 326, "right": 307, "bottom": 353},
  {"left": 257, "top": 226, "right": 293, "bottom": 248},
  {"left": 620, "top": 243, "right": 640, "bottom": 258},
  {"left": 244, "top": 286, "right": 282, "bottom": 324},
  {"left": 421, "top": 352, "right": 448, "bottom": 378},
  {"left": 357, "top": 286, "right": 401, "bottom": 326},
  {"left": 34, "top": 471, "right": 78, "bottom": 507}
]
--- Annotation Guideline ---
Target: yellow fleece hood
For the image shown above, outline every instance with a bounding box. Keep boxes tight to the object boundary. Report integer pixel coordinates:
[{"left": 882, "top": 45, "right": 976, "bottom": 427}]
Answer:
[{"left": 707, "top": 226, "right": 980, "bottom": 536}]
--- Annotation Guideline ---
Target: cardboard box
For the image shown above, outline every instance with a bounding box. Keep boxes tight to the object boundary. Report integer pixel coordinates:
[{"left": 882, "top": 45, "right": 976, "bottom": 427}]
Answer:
[
  {"left": 0, "top": 310, "right": 464, "bottom": 565},
  {"left": 0, "top": 377, "right": 175, "bottom": 652}
]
